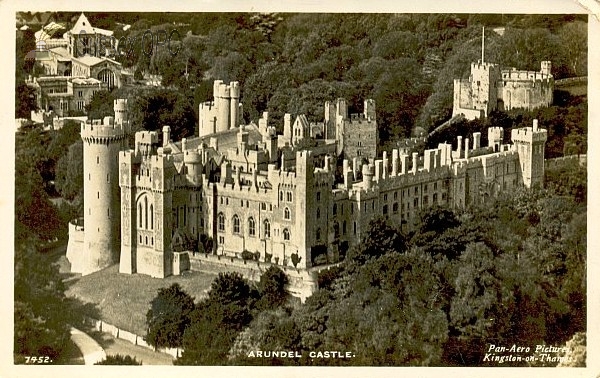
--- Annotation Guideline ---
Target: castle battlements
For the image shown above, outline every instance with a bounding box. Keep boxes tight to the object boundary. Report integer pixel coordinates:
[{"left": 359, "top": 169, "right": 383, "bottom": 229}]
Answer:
[
  {"left": 199, "top": 80, "right": 242, "bottom": 136},
  {"left": 81, "top": 121, "right": 127, "bottom": 141},
  {"left": 471, "top": 61, "right": 500, "bottom": 71},
  {"left": 502, "top": 70, "right": 553, "bottom": 82},
  {"left": 511, "top": 120, "right": 548, "bottom": 143},
  {"left": 349, "top": 113, "right": 374, "bottom": 122}
]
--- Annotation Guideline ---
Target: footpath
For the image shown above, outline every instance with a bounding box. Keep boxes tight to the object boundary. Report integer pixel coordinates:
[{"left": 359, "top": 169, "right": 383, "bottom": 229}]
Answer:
[{"left": 70, "top": 327, "right": 106, "bottom": 365}]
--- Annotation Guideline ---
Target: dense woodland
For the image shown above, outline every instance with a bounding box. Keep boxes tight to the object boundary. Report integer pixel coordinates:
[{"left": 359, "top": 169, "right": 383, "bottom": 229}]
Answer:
[{"left": 14, "top": 13, "right": 587, "bottom": 365}]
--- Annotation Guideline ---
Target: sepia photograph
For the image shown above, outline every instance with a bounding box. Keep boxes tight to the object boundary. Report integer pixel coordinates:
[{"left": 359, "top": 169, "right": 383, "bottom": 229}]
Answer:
[{"left": 7, "top": 0, "right": 597, "bottom": 376}]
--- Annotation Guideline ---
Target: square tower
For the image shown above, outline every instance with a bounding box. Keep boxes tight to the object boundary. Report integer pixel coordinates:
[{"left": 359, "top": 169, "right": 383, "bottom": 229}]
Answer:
[
  {"left": 469, "top": 61, "right": 502, "bottom": 117},
  {"left": 511, "top": 119, "right": 548, "bottom": 188}
]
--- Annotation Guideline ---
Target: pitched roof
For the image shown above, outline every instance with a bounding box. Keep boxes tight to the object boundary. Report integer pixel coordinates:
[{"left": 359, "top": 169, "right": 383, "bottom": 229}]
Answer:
[
  {"left": 71, "top": 13, "right": 95, "bottom": 34},
  {"left": 70, "top": 13, "right": 114, "bottom": 36},
  {"left": 175, "top": 124, "right": 263, "bottom": 152},
  {"left": 73, "top": 55, "right": 104, "bottom": 67},
  {"left": 72, "top": 55, "right": 122, "bottom": 68},
  {"left": 49, "top": 46, "right": 70, "bottom": 59},
  {"left": 34, "top": 21, "right": 65, "bottom": 42}
]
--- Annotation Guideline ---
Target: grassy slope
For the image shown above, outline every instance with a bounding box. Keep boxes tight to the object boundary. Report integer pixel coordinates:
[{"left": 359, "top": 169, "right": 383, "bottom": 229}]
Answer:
[{"left": 65, "top": 265, "right": 216, "bottom": 336}]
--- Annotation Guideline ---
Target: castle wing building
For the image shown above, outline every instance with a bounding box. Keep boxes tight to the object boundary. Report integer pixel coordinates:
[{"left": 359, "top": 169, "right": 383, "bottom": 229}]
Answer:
[{"left": 67, "top": 78, "right": 548, "bottom": 300}]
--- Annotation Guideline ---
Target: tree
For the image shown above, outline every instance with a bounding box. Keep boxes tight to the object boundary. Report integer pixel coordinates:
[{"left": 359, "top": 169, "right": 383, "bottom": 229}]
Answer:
[
  {"left": 208, "top": 272, "right": 257, "bottom": 308},
  {"left": 95, "top": 354, "right": 142, "bottom": 365},
  {"left": 346, "top": 216, "right": 405, "bottom": 265},
  {"left": 228, "top": 309, "right": 301, "bottom": 365},
  {"left": 557, "top": 21, "right": 587, "bottom": 77},
  {"left": 15, "top": 82, "right": 37, "bottom": 118},
  {"left": 257, "top": 266, "right": 289, "bottom": 309},
  {"left": 85, "top": 90, "right": 114, "bottom": 120},
  {"left": 447, "top": 242, "right": 516, "bottom": 365},
  {"left": 15, "top": 157, "right": 63, "bottom": 241},
  {"left": 323, "top": 250, "right": 449, "bottom": 366},
  {"left": 177, "top": 311, "right": 239, "bottom": 365},
  {"left": 14, "top": 240, "right": 72, "bottom": 363},
  {"left": 372, "top": 31, "right": 420, "bottom": 60},
  {"left": 146, "top": 283, "right": 195, "bottom": 348},
  {"left": 54, "top": 140, "right": 83, "bottom": 202},
  {"left": 128, "top": 88, "right": 196, "bottom": 140},
  {"left": 176, "top": 273, "right": 258, "bottom": 365}
]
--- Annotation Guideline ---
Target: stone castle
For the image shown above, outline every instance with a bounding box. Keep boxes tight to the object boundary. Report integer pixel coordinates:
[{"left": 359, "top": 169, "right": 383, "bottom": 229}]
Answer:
[
  {"left": 452, "top": 28, "right": 554, "bottom": 120},
  {"left": 67, "top": 78, "right": 547, "bottom": 296}
]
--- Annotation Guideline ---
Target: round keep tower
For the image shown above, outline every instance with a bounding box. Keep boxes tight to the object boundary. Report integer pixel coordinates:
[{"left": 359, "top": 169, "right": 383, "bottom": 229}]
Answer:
[{"left": 77, "top": 102, "right": 129, "bottom": 275}]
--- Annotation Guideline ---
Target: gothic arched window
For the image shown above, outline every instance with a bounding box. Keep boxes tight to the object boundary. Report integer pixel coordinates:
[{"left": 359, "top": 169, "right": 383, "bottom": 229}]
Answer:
[
  {"left": 218, "top": 212, "right": 225, "bottom": 232},
  {"left": 144, "top": 197, "right": 148, "bottom": 229},
  {"left": 248, "top": 217, "right": 256, "bottom": 236},
  {"left": 233, "top": 215, "right": 240, "bottom": 234}
]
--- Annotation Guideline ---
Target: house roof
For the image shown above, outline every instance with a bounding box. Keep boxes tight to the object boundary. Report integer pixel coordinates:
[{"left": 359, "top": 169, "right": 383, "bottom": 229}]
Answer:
[
  {"left": 49, "top": 46, "right": 70, "bottom": 59},
  {"left": 73, "top": 55, "right": 104, "bottom": 67},
  {"left": 70, "top": 13, "right": 114, "bottom": 37},
  {"left": 35, "top": 21, "right": 66, "bottom": 42},
  {"left": 167, "top": 124, "right": 264, "bottom": 161},
  {"left": 71, "top": 77, "right": 104, "bottom": 85},
  {"left": 71, "top": 13, "right": 95, "bottom": 34}
]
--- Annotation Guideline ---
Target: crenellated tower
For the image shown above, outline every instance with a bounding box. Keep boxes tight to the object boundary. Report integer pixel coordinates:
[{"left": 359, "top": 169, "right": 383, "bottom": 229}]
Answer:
[
  {"left": 511, "top": 119, "right": 547, "bottom": 188},
  {"left": 74, "top": 100, "right": 129, "bottom": 275},
  {"left": 198, "top": 80, "right": 243, "bottom": 137}
]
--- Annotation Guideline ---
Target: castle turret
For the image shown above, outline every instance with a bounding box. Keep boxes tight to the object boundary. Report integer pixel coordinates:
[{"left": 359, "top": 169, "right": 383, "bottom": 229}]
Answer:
[
  {"left": 469, "top": 61, "right": 502, "bottom": 117},
  {"left": 114, "top": 99, "right": 128, "bottom": 127},
  {"left": 412, "top": 152, "right": 418, "bottom": 173},
  {"left": 216, "top": 81, "right": 231, "bottom": 132},
  {"left": 184, "top": 149, "right": 202, "bottom": 181},
  {"left": 323, "top": 101, "right": 335, "bottom": 139},
  {"left": 75, "top": 106, "right": 129, "bottom": 275},
  {"left": 511, "top": 119, "right": 547, "bottom": 188},
  {"left": 162, "top": 125, "right": 171, "bottom": 147},
  {"left": 230, "top": 81, "right": 240, "bottom": 129},
  {"left": 295, "top": 151, "right": 315, "bottom": 268},
  {"left": 392, "top": 149, "right": 399, "bottom": 176},
  {"left": 488, "top": 127, "right": 504, "bottom": 152},
  {"left": 473, "top": 132, "right": 481, "bottom": 150},
  {"left": 541, "top": 61, "right": 552, "bottom": 76},
  {"left": 362, "top": 163, "right": 374, "bottom": 189},
  {"left": 364, "top": 99, "right": 376, "bottom": 121},
  {"left": 283, "top": 113, "right": 292, "bottom": 141}
]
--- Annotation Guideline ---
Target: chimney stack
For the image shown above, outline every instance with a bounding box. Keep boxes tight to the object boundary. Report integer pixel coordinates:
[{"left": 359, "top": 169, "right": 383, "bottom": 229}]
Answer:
[{"left": 412, "top": 152, "right": 419, "bottom": 174}]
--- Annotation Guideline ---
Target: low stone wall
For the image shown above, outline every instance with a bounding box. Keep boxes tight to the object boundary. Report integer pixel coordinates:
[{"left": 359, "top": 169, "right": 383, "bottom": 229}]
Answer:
[
  {"left": 66, "top": 220, "right": 85, "bottom": 273},
  {"left": 545, "top": 154, "right": 586, "bottom": 170},
  {"left": 88, "top": 318, "right": 181, "bottom": 359},
  {"left": 189, "top": 253, "right": 318, "bottom": 301}
]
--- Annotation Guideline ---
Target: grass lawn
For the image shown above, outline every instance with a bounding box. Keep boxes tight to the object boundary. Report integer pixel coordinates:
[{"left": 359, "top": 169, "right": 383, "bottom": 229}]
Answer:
[{"left": 64, "top": 264, "right": 216, "bottom": 336}]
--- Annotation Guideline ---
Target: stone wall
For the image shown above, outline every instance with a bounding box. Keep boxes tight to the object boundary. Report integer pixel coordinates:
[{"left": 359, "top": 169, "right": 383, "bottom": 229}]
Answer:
[
  {"left": 545, "top": 154, "right": 587, "bottom": 170},
  {"left": 66, "top": 220, "right": 85, "bottom": 272},
  {"left": 189, "top": 253, "right": 317, "bottom": 301},
  {"left": 88, "top": 318, "right": 181, "bottom": 359}
]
